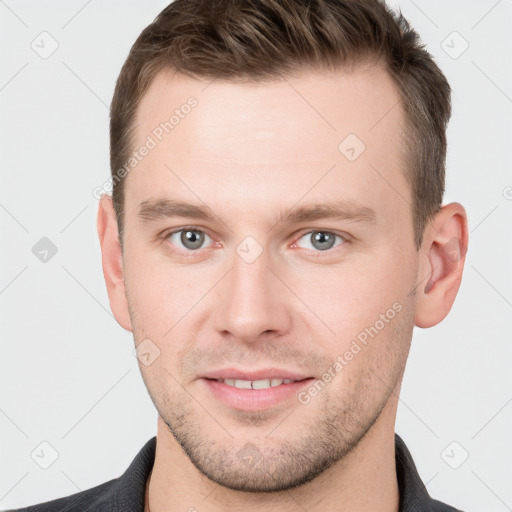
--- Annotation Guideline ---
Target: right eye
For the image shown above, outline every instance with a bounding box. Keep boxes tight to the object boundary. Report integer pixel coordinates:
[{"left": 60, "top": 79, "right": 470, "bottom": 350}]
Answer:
[{"left": 165, "top": 228, "right": 214, "bottom": 251}]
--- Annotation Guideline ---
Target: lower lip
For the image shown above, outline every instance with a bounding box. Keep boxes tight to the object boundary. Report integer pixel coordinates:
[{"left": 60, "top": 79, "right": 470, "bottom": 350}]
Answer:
[{"left": 201, "top": 378, "right": 315, "bottom": 411}]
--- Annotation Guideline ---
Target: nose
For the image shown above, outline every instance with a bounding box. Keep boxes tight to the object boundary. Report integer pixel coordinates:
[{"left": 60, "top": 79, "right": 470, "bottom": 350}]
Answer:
[{"left": 213, "top": 247, "right": 293, "bottom": 344}]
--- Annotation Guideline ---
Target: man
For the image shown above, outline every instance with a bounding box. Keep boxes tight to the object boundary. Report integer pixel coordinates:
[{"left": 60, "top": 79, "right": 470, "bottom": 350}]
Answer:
[{"left": 9, "top": 0, "right": 468, "bottom": 510}]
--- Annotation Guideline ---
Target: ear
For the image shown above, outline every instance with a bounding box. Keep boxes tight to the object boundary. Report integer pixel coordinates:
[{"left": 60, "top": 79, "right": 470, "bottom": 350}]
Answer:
[
  {"left": 97, "top": 195, "right": 132, "bottom": 332},
  {"left": 414, "top": 202, "right": 469, "bottom": 328}
]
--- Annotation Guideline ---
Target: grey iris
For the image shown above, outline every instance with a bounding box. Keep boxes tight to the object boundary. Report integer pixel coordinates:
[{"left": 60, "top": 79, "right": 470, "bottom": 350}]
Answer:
[
  {"left": 181, "top": 230, "right": 204, "bottom": 249},
  {"left": 311, "top": 231, "right": 336, "bottom": 250}
]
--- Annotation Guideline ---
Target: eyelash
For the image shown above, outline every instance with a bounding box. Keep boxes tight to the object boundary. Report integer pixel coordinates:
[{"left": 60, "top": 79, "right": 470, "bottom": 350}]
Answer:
[{"left": 161, "top": 227, "right": 350, "bottom": 256}]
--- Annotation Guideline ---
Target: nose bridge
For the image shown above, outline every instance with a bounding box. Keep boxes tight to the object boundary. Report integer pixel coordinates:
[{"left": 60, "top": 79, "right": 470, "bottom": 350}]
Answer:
[{"left": 214, "top": 242, "right": 291, "bottom": 342}]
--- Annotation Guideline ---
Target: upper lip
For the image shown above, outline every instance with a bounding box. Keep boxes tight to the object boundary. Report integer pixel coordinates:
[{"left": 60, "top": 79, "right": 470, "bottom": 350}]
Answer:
[{"left": 201, "top": 368, "right": 313, "bottom": 381}]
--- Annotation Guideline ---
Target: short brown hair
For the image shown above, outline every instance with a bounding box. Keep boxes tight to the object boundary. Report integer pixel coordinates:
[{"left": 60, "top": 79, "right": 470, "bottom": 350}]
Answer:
[{"left": 110, "top": 0, "right": 451, "bottom": 250}]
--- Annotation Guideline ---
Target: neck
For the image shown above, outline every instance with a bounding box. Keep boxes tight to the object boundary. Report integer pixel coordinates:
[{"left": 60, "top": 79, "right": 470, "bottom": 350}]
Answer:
[{"left": 146, "top": 396, "right": 400, "bottom": 512}]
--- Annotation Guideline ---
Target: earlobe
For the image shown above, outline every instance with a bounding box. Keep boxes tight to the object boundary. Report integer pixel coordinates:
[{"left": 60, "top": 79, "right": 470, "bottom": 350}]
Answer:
[
  {"left": 97, "top": 195, "right": 133, "bottom": 332},
  {"left": 414, "top": 202, "right": 469, "bottom": 328}
]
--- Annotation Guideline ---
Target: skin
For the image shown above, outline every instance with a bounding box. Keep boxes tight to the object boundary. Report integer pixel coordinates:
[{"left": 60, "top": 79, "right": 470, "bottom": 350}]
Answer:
[{"left": 97, "top": 64, "right": 468, "bottom": 511}]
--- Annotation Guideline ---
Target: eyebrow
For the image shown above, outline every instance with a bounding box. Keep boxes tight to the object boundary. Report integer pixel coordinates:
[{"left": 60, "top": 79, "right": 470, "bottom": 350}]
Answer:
[
  {"left": 278, "top": 201, "right": 376, "bottom": 225},
  {"left": 138, "top": 199, "right": 215, "bottom": 222},
  {"left": 137, "top": 198, "right": 377, "bottom": 225}
]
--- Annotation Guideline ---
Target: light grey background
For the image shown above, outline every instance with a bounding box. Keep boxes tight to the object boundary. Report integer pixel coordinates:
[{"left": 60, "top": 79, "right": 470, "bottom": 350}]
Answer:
[{"left": 1, "top": 0, "right": 511, "bottom": 510}]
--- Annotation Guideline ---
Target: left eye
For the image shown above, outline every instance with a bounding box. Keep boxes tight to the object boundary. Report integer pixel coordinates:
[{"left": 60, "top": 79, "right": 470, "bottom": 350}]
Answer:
[
  {"left": 167, "top": 229, "right": 212, "bottom": 251},
  {"left": 295, "top": 231, "right": 346, "bottom": 251}
]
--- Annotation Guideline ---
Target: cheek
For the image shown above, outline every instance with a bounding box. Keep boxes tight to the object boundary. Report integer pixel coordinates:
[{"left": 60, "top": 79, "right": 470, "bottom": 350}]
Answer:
[
  {"left": 290, "top": 247, "right": 416, "bottom": 345},
  {"left": 124, "top": 249, "right": 202, "bottom": 338}
]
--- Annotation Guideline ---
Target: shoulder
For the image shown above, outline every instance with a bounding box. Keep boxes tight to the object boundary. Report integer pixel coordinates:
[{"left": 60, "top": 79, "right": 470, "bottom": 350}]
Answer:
[
  {"left": 4, "top": 478, "right": 119, "bottom": 512},
  {"left": 5, "top": 436, "right": 156, "bottom": 512}
]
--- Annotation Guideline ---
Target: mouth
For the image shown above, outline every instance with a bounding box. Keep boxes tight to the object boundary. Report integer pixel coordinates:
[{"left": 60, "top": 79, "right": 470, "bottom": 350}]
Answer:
[{"left": 200, "top": 371, "right": 315, "bottom": 411}]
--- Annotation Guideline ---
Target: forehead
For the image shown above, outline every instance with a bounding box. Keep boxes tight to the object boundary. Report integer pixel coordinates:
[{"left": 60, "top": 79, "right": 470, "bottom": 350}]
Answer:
[{"left": 125, "top": 65, "right": 409, "bottom": 227}]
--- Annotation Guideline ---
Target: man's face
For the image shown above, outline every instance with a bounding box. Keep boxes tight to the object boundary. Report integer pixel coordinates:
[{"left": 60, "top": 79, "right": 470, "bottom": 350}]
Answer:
[{"left": 120, "top": 65, "right": 420, "bottom": 491}]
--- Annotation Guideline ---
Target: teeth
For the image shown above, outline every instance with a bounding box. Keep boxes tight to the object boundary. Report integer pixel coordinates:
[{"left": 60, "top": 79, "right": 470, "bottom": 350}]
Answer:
[{"left": 220, "top": 378, "right": 296, "bottom": 389}]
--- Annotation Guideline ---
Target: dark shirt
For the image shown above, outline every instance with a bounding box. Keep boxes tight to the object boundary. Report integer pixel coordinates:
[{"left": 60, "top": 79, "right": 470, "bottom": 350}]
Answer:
[{"left": 6, "top": 433, "right": 463, "bottom": 511}]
